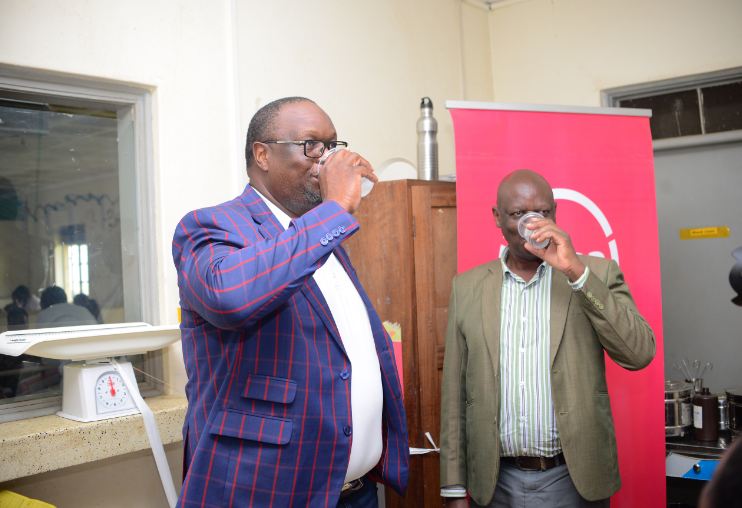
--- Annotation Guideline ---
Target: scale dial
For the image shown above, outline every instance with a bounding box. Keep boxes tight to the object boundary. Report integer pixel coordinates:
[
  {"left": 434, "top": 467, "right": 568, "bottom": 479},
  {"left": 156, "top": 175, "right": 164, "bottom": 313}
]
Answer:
[{"left": 95, "top": 370, "right": 135, "bottom": 414}]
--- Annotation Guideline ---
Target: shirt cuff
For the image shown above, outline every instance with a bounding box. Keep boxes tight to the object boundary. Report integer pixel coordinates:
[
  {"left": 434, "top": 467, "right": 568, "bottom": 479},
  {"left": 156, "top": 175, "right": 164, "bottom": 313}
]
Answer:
[
  {"left": 440, "top": 485, "right": 467, "bottom": 497},
  {"left": 568, "top": 266, "right": 590, "bottom": 290}
]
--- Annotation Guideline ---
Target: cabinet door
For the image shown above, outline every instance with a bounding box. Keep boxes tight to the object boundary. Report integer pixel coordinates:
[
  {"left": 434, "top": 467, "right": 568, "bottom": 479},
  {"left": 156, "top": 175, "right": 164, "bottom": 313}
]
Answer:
[{"left": 410, "top": 183, "right": 457, "bottom": 508}]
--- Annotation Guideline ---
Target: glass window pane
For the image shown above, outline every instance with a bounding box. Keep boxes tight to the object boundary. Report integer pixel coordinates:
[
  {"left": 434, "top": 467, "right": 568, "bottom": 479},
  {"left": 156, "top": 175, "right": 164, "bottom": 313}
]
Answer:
[
  {"left": 620, "top": 90, "right": 702, "bottom": 140},
  {"left": 0, "top": 94, "right": 144, "bottom": 409},
  {"left": 702, "top": 81, "right": 742, "bottom": 134}
]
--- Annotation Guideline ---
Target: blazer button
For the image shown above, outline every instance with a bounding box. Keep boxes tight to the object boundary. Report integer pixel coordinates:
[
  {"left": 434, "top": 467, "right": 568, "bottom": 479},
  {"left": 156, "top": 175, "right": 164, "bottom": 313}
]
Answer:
[
  {"left": 338, "top": 225, "right": 346, "bottom": 234},
  {"left": 320, "top": 237, "right": 329, "bottom": 246},
  {"left": 344, "top": 425, "right": 352, "bottom": 436},
  {"left": 340, "top": 369, "right": 350, "bottom": 380},
  {"left": 332, "top": 228, "right": 340, "bottom": 238}
]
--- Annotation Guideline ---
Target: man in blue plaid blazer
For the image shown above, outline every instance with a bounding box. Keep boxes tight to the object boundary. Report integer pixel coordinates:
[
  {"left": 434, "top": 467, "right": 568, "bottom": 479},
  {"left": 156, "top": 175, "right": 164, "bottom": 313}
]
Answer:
[{"left": 172, "top": 97, "right": 409, "bottom": 507}]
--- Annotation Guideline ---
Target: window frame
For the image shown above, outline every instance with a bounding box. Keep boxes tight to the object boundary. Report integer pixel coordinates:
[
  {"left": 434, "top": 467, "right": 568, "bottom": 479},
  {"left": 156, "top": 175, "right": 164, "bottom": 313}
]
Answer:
[
  {"left": 0, "top": 64, "right": 162, "bottom": 422},
  {"left": 602, "top": 66, "right": 742, "bottom": 152}
]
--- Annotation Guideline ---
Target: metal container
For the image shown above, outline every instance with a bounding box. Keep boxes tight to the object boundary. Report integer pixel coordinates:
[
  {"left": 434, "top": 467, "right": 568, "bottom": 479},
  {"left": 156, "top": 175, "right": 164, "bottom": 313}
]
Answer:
[
  {"left": 718, "top": 394, "right": 728, "bottom": 431},
  {"left": 666, "top": 380, "right": 693, "bottom": 437},
  {"left": 416, "top": 97, "right": 438, "bottom": 180},
  {"left": 727, "top": 388, "right": 742, "bottom": 436}
]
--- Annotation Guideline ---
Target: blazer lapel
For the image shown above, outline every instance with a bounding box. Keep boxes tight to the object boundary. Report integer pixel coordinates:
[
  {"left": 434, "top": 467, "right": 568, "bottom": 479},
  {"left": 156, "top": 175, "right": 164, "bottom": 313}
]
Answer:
[
  {"left": 481, "top": 262, "right": 502, "bottom": 377},
  {"left": 300, "top": 280, "right": 345, "bottom": 352},
  {"left": 239, "top": 185, "right": 285, "bottom": 239},
  {"left": 549, "top": 269, "right": 572, "bottom": 366},
  {"left": 241, "top": 185, "right": 345, "bottom": 350}
]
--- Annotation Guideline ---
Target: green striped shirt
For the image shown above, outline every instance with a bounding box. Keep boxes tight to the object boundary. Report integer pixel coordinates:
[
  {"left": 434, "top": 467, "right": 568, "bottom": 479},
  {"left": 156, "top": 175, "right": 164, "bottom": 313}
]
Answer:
[{"left": 499, "top": 252, "right": 560, "bottom": 457}]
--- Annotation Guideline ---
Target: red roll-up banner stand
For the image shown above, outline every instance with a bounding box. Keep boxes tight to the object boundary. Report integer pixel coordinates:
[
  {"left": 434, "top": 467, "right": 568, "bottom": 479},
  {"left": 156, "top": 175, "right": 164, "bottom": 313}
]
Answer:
[{"left": 448, "top": 101, "right": 665, "bottom": 508}]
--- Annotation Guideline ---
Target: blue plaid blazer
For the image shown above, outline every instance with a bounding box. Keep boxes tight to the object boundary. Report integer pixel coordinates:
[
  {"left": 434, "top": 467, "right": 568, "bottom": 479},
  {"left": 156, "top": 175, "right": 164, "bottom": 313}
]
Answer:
[{"left": 172, "top": 185, "right": 409, "bottom": 507}]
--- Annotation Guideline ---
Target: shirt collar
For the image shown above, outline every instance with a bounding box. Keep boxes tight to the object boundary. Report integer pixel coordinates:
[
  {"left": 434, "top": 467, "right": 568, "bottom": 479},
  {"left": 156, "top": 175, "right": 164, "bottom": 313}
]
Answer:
[
  {"left": 251, "top": 185, "right": 291, "bottom": 230},
  {"left": 500, "top": 247, "right": 549, "bottom": 282}
]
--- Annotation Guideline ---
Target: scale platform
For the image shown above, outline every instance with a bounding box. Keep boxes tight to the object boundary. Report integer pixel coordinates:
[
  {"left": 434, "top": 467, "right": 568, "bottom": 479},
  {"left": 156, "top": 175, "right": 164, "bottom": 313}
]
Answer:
[{"left": 0, "top": 323, "right": 181, "bottom": 422}]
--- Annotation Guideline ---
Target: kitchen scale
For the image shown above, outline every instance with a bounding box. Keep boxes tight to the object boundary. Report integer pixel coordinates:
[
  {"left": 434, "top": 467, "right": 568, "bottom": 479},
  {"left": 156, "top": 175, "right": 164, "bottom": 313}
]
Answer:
[
  {"left": 59, "top": 357, "right": 143, "bottom": 421},
  {"left": 0, "top": 322, "right": 181, "bottom": 507},
  {"left": 0, "top": 322, "right": 180, "bottom": 421}
]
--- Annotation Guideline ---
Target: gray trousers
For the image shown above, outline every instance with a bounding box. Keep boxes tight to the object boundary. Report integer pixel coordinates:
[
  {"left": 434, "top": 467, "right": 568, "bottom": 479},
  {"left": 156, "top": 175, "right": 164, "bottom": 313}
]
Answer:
[{"left": 473, "top": 462, "right": 610, "bottom": 508}]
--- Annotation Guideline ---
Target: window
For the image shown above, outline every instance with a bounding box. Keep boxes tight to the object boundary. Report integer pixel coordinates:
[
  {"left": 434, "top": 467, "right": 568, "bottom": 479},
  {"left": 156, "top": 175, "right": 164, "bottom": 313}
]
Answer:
[
  {"left": 605, "top": 67, "right": 742, "bottom": 142},
  {"left": 0, "top": 67, "right": 160, "bottom": 422}
]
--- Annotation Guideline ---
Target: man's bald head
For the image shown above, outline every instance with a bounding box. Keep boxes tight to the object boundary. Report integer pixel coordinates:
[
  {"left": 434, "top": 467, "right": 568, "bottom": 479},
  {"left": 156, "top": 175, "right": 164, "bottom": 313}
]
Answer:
[
  {"left": 492, "top": 169, "right": 556, "bottom": 262},
  {"left": 496, "top": 169, "right": 554, "bottom": 210}
]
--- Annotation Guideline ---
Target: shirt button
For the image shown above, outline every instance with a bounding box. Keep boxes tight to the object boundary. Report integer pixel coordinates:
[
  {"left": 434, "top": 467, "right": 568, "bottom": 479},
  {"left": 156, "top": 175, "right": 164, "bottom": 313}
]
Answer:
[
  {"left": 340, "top": 369, "right": 350, "bottom": 380},
  {"left": 343, "top": 425, "right": 352, "bottom": 436},
  {"left": 520, "top": 417, "right": 527, "bottom": 422}
]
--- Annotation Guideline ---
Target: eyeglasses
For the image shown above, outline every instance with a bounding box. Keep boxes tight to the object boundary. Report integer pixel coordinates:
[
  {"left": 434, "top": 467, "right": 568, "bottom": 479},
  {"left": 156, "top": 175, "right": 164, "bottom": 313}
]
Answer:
[{"left": 261, "top": 140, "right": 348, "bottom": 159}]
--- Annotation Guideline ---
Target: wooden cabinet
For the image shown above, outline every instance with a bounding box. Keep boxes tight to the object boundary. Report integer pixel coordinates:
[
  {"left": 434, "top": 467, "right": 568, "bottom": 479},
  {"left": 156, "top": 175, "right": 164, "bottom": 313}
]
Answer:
[{"left": 344, "top": 179, "right": 457, "bottom": 508}]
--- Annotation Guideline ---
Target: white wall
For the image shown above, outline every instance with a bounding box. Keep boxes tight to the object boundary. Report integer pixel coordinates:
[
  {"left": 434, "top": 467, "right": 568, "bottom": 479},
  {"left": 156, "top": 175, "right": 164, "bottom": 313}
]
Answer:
[
  {"left": 487, "top": 0, "right": 742, "bottom": 105},
  {"left": 234, "top": 0, "right": 493, "bottom": 178},
  {"left": 0, "top": 0, "right": 242, "bottom": 392}
]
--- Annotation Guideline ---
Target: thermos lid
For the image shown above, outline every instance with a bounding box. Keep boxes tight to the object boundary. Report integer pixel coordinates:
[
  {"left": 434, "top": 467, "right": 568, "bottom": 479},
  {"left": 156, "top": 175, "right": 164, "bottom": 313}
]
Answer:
[{"left": 420, "top": 97, "right": 433, "bottom": 108}]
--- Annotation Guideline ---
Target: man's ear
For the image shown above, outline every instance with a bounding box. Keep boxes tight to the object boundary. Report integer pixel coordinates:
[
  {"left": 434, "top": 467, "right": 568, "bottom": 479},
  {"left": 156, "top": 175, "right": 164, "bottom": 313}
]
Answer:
[
  {"left": 492, "top": 206, "right": 503, "bottom": 228},
  {"left": 253, "top": 142, "right": 270, "bottom": 172}
]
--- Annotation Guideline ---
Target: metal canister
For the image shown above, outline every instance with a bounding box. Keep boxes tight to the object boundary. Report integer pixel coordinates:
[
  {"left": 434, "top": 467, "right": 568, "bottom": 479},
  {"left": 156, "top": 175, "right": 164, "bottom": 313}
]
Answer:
[
  {"left": 416, "top": 97, "right": 438, "bottom": 180},
  {"left": 719, "top": 394, "right": 728, "bottom": 431},
  {"left": 665, "top": 380, "right": 693, "bottom": 437}
]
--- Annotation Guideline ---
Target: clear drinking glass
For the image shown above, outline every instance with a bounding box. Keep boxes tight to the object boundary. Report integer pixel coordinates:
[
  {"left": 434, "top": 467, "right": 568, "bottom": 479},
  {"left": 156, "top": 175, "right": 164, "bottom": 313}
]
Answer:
[
  {"left": 317, "top": 147, "right": 374, "bottom": 198},
  {"left": 517, "top": 211, "right": 550, "bottom": 249}
]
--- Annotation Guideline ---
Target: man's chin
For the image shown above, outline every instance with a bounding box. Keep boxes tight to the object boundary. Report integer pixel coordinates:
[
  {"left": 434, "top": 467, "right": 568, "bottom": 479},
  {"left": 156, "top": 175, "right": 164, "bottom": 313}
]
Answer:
[
  {"left": 510, "top": 245, "right": 540, "bottom": 262},
  {"left": 298, "top": 189, "right": 322, "bottom": 213}
]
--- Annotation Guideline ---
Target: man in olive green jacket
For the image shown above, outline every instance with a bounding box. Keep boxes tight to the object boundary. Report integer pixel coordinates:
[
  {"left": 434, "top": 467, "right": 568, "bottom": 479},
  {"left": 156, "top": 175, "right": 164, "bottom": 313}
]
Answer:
[{"left": 440, "top": 170, "right": 655, "bottom": 507}]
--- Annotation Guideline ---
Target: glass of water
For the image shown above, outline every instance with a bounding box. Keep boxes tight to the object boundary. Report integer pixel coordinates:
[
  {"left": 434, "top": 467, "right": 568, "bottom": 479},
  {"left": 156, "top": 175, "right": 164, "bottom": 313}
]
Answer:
[
  {"left": 517, "top": 211, "right": 550, "bottom": 249},
  {"left": 317, "top": 147, "right": 374, "bottom": 198}
]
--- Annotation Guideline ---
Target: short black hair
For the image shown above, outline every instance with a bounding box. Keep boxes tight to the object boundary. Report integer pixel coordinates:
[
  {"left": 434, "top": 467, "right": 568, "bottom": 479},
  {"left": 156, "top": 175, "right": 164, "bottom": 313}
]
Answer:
[
  {"left": 40, "top": 286, "right": 67, "bottom": 309},
  {"left": 244, "top": 96, "right": 314, "bottom": 168},
  {"left": 74, "top": 293, "right": 101, "bottom": 321},
  {"left": 11, "top": 285, "right": 31, "bottom": 307}
]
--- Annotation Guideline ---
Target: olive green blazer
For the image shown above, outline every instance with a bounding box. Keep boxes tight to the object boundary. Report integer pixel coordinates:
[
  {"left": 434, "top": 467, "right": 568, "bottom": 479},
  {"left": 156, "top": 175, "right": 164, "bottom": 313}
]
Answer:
[{"left": 439, "top": 255, "right": 656, "bottom": 505}]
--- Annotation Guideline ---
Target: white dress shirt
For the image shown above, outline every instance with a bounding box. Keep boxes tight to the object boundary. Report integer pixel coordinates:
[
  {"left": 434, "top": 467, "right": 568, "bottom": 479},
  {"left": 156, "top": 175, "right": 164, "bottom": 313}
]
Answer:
[{"left": 255, "top": 190, "right": 384, "bottom": 482}]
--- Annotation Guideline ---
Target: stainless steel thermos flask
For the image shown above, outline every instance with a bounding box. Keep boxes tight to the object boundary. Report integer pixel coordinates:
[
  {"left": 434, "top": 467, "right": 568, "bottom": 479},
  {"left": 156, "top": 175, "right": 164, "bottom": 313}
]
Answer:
[{"left": 416, "top": 97, "right": 438, "bottom": 180}]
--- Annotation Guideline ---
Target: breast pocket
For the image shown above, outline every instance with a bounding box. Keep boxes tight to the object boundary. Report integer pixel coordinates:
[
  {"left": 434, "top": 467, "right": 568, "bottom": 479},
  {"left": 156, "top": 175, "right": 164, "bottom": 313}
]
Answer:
[
  {"left": 242, "top": 373, "right": 297, "bottom": 404},
  {"left": 212, "top": 374, "right": 297, "bottom": 445}
]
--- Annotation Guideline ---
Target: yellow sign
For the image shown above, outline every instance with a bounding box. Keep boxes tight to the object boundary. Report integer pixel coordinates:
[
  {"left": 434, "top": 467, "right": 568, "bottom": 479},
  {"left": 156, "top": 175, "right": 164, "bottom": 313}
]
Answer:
[{"left": 679, "top": 226, "right": 731, "bottom": 240}]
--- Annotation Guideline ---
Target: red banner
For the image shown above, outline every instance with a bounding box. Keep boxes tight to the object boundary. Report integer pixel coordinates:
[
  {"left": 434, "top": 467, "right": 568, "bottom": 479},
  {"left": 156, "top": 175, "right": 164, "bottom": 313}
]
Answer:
[{"left": 449, "top": 103, "right": 665, "bottom": 508}]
